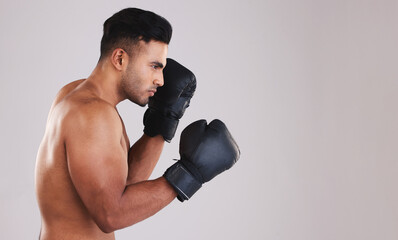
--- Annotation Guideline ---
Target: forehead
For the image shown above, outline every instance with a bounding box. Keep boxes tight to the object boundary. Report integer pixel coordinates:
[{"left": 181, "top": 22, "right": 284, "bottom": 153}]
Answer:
[{"left": 135, "top": 40, "right": 168, "bottom": 62}]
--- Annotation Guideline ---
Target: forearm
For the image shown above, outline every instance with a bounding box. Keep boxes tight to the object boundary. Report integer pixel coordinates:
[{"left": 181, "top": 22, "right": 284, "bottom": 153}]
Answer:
[
  {"left": 127, "top": 134, "right": 165, "bottom": 184},
  {"left": 106, "top": 177, "right": 177, "bottom": 232}
]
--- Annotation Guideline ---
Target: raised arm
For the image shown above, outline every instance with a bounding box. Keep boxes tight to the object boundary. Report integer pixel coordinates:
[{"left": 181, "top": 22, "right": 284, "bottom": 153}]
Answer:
[
  {"left": 65, "top": 103, "right": 176, "bottom": 233},
  {"left": 126, "top": 58, "right": 196, "bottom": 184},
  {"left": 126, "top": 134, "right": 164, "bottom": 185}
]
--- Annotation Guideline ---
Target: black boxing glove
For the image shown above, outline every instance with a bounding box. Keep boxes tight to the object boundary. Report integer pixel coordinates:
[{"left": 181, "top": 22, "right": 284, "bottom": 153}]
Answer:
[
  {"left": 164, "top": 119, "right": 240, "bottom": 202},
  {"left": 143, "top": 58, "right": 196, "bottom": 142}
]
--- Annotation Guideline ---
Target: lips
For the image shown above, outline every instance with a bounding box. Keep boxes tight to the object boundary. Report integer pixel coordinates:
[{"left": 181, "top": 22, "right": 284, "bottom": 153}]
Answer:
[{"left": 148, "top": 89, "right": 157, "bottom": 96}]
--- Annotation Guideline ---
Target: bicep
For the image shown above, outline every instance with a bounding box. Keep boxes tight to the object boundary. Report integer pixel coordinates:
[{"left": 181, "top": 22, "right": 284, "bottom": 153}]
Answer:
[{"left": 65, "top": 110, "right": 128, "bottom": 219}]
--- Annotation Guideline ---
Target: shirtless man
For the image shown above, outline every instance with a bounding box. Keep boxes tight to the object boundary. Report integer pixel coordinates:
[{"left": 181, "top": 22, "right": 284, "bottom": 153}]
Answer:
[{"left": 35, "top": 7, "right": 240, "bottom": 240}]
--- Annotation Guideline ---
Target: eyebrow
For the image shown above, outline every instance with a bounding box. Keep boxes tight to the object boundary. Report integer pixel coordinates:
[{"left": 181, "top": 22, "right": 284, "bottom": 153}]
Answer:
[{"left": 151, "top": 61, "right": 164, "bottom": 69}]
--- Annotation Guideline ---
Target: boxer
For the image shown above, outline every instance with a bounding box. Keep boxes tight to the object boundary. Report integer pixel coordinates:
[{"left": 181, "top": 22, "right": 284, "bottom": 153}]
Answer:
[{"left": 35, "top": 7, "right": 239, "bottom": 240}]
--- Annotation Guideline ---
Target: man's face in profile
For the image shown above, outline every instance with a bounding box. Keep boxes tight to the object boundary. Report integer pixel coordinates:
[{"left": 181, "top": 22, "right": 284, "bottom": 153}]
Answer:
[{"left": 121, "top": 40, "right": 168, "bottom": 106}]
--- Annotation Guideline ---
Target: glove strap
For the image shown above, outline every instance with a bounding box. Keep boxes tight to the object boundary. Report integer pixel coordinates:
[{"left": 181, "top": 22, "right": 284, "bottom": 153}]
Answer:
[{"left": 164, "top": 161, "right": 202, "bottom": 202}]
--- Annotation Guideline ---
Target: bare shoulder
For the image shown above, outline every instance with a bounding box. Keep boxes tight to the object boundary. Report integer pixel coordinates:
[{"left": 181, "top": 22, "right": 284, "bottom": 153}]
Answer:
[
  {"left": 52, "top": 79, "right": 86, "bottom": 106},
  {"left": 55, "top": 79, "right": 120, "bottom": 125},
  {"left": 46, "top": 79, "right": 125, "bottom": 152},
  {"left": 62, "top": 95, "right": 122, "bottom": 137}
]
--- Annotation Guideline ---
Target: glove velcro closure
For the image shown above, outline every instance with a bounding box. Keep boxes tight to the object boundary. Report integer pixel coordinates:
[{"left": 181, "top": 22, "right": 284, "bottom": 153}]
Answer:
[
  {"left": 143, "top": 108, "right": 179, "bottom": 142},
  {"left": 164, "top": 161, "right": 202, "bottom": 202}
]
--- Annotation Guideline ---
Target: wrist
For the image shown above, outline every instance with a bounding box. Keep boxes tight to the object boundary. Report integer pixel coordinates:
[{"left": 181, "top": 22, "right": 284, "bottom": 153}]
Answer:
[
  {"left": 143, "top": 108, "right": 179, "bottom": 142},
  {"left": 163, "top": 161, "right": 202, "bottom": 202}
]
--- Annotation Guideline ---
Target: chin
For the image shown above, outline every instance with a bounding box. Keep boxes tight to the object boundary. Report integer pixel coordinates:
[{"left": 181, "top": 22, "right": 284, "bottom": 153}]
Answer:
[{"left": 129, "top": 97, "right": 148, "bottom": 107}]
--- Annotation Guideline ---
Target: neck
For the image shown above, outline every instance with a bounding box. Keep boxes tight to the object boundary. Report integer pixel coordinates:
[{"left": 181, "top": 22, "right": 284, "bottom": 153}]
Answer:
[{"left": 85, "top": 60, "right": 125, "bottom": 107}]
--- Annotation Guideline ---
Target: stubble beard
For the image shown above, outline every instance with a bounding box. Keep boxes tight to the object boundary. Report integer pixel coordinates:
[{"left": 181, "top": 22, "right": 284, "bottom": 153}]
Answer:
[{"left": 120, "top": 70, "right": 149, "bottom": 107}]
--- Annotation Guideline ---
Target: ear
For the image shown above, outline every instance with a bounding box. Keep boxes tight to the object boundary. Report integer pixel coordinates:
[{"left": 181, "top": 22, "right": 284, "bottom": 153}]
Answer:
[{"left": 110, "top": 48, "right": 128, "bottom": 71}]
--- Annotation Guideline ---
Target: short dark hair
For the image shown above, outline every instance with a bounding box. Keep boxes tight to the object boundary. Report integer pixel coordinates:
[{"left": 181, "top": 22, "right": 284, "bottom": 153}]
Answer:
[{"left": 99, "top": 8, "right": 172, "bottom": 60}]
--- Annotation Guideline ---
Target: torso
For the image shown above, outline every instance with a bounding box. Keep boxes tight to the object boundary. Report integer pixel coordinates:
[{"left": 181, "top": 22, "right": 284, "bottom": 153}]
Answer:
[{"left": 35, "top": 79, "right": 129, "bottom": 240}]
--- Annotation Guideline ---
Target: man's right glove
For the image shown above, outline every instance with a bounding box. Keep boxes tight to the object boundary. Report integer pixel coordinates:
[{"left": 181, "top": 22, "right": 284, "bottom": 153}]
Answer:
[
  {"left": 143, "top": 58, "right": 196, "bottom": 142},
  {"left": 164, "top": 119, "right": 240, "bottom": 202}
]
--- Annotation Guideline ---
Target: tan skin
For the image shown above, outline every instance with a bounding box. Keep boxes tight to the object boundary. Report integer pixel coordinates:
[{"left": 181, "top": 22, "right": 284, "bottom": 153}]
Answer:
[{"left": 35, "top": 40, "right": 177, "bottom": 240}]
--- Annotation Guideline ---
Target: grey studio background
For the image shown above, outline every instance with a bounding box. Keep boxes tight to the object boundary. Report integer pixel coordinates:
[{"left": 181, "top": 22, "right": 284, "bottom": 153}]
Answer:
[{"left": 0, "top": 0, "right": 397, "bottom": 239}]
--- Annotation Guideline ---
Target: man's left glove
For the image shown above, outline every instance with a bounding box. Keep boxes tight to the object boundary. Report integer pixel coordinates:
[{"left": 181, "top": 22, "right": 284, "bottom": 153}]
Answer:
[
  {"left": 163, "top": 119, "right": 240, "bottom": 201},
  {"left": 143, "top": 58, "right": 196, "bottom": 142}
]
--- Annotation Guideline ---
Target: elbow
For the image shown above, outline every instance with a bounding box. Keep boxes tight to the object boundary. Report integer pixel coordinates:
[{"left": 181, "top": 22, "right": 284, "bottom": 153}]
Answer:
[
  {"left": 96, "top": 213, "right": 140, "bottom": 233},
  {"left": 98, "top": 223, "right": 114, "bottom": 234},
  {"left": 91, "top": 199, "right": 142, "bottom": 233},
  {"left": 95, "top": 212, "right": 119, "bottom": 234}
]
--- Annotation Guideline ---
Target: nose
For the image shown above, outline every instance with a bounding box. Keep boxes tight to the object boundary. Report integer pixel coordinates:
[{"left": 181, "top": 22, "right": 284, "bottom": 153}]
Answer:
[{"left": 154, "top": 73, "right": 164, "bottom": 87}]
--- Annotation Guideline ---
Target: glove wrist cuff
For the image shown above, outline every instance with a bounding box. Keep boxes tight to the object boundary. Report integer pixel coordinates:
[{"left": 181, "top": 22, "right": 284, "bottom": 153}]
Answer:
[
  {"left": 143, "top": 109, "right": 179, "bottom": 142},
  {"left": 164, "top": 162, "right": 202, "bottom": 202}
]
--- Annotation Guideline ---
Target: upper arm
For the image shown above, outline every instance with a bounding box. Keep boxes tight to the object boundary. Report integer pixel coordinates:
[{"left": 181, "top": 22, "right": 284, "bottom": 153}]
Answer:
[{"left": 64, "top": 103, "right": 127, "bottom": 226}]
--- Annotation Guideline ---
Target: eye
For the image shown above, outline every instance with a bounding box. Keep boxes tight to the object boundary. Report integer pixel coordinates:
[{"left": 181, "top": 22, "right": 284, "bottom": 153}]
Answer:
[{"left": 151, "top": 65, "right": 159, "bottom": 70}]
